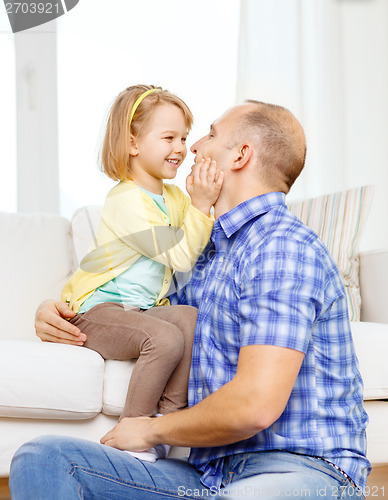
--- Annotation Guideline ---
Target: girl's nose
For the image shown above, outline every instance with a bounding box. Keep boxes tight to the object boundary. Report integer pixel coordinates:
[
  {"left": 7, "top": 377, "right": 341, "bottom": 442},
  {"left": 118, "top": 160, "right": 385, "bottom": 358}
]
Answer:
[{"left": 174, "top": 139, "right": 185, "bottom": 153}]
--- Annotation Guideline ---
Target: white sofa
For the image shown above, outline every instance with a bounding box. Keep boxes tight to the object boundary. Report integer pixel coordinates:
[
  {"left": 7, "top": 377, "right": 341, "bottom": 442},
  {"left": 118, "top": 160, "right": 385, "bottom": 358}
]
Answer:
[{"left": 1, "top": 202, "right": 388, "bottom": 477}]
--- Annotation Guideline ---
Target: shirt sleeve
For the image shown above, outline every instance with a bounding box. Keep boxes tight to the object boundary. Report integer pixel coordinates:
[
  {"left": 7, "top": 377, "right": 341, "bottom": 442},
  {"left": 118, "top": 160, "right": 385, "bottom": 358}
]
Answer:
[
  {"left": 82, "top": 185, "right": 214, "bottom": 274},
  {"left": 238, "top": 237, "right": 325, "bottom": 353}
]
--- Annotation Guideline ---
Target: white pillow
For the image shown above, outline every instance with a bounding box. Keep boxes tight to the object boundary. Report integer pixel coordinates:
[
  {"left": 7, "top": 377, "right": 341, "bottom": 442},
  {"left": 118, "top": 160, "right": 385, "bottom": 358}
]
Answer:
[
  {"left": 287, "top": 185, "right": 373, "bottom": 321},
  {"left": 0, "top": 211, "right": 74, "bottom": 341}
]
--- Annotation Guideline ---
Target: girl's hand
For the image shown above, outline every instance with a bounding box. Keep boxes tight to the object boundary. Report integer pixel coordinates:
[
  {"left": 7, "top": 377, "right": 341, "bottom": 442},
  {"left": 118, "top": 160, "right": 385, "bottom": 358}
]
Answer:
[
  {"left": 35, "top": 300, "right": 86, "bottom": 345},
  {"left": 186, "top": 158, "right": 224, "bottom": 216}
]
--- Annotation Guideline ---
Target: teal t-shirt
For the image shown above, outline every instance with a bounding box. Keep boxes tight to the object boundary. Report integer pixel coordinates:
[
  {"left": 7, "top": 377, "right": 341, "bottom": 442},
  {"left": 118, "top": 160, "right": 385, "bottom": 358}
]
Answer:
[{"left": 79, "top": 186, "right": 170, "bottom": 313}]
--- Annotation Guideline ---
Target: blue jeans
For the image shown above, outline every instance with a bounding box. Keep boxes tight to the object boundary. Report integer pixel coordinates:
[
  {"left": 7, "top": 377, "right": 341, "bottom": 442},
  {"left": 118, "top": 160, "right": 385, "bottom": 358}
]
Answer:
[{"left": 9, "top": 436, "right": 364, "bottom": 499}]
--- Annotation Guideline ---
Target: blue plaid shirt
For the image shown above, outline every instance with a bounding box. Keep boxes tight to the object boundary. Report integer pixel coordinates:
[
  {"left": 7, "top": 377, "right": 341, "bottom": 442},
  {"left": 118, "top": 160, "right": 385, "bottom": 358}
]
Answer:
[{"left": 171, "top": 192, "right": 370, "bottom": 492}]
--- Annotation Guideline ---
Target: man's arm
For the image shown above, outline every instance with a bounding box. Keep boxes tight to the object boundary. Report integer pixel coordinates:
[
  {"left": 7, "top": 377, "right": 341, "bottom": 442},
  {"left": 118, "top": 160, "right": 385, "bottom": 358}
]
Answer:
[
  {"left": 35, "top": 300, "right": 86, "bottom": 345},
  {"left": 100, "top": 343, "right": 304, "bottom": 451}
]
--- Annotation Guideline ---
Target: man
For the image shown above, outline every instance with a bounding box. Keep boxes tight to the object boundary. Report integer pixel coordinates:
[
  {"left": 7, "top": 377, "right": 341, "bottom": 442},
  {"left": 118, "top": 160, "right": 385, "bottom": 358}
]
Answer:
[{"left": 10, "top": 101, "right": 370, "bottom": 499}]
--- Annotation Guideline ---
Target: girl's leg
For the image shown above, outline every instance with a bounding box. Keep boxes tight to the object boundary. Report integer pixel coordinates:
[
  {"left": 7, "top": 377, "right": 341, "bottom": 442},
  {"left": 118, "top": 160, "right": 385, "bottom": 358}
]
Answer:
[
  {"left": 70, "top": 302, "right": 186, "bottom": 419},
  {"left": 142, "top": 305, "right": 198, "bottom": 415}
]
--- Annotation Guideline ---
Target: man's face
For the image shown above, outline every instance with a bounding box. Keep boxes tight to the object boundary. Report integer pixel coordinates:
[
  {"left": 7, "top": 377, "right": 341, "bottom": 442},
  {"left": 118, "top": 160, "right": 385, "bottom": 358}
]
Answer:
[{"left": 190, "top": 106, "right": 244, "bottom": 172}]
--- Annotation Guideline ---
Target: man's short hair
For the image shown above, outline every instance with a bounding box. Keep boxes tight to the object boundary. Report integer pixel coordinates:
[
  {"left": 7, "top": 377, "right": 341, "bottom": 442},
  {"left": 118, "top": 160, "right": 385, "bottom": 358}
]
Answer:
[{"left": 242, "top": 100, "right": 306, "bottom": 192}]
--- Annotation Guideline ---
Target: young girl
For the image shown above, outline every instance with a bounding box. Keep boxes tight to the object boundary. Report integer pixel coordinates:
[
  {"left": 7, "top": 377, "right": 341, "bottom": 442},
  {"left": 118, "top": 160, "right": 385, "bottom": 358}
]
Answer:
[{"left": 61, "top": 85, "right": 222, "bottom": 462}]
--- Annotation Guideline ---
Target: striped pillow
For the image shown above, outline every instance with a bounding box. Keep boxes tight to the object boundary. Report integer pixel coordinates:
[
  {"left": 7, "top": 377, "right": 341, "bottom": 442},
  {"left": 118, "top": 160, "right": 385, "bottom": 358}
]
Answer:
[{"left": 287, "top": 185, "right": 374, "bottom": 321}]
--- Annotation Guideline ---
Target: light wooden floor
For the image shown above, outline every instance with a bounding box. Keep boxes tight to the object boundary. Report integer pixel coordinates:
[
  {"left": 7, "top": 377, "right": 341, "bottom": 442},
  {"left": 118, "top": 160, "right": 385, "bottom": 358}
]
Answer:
[
  {"left": 1, "top": 465, "right": 387, "bottom": 499},
  {"left": 367, "top": 465, "right": 388, "bottom": 494},
  {"left": 0, "top": 478, "right": 10, "bottom": 500}
]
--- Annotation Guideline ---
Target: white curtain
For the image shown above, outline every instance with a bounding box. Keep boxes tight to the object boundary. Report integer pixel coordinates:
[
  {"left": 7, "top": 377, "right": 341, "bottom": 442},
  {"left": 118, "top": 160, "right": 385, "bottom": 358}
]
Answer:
[{"left": 236, "top": 0, "right": 388, "bottom": 251}]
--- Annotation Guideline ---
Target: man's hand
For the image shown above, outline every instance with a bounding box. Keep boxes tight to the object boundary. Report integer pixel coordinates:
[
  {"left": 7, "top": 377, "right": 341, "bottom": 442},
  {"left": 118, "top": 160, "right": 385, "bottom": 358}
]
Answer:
[
  {"left": 35, "top": 300, "right": 86, "bottom": 345},
  {"left": 100, "top": 417, "right": 156, "bottom": 452},
  {"left": 186, "top": 158, "right": 224, "bottom": 216},
  {"left": 99, "top": 345, "right": 304, "bottom": 450}
]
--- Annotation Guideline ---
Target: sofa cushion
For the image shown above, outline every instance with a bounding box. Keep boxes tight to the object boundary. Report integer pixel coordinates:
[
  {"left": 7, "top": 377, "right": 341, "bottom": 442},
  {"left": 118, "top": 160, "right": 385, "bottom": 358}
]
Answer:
[
  {"left": 0, "top": 211, "right": 75, "bottom": 341},
  {"left": 287, "top": 185, "right": 373, "bottom": 321},
  {"left": 350, "top": 322, "right": 388, "bottom": 400},
  {"left": 363, "top": 400, "right": 388, "bottom": 464},
  {"left": 0, "top": 341, "right": 104, "bottom": 419},
  {"left": 102, "top": 360, "right": 135, "bottom": 416},
  {"left": 360, "top": 249, "right": 388, "bottom": 323},
  {"left": 101, "top": 322, "right": 388, "bottom": 417},
  {"left": 101, "top": 361, "right": 188, "bottom": 423},
  {"left": 71, "top": 206, "right": 102, "bottom": 268}
]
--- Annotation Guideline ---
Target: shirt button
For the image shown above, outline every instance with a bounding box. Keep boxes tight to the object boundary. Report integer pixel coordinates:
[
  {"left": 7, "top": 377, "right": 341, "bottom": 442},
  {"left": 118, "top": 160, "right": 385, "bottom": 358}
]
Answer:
[
  {"left": 219, "top": 257, "right": 224, "bottom": 263},
  {"left": 164, "top": 279, "right": 168, "bottom": 284},
  {"left": 198, "top": 388, "right": 202, "bottom": 394},
  {"left": 205, "top": 298, "right": 208, "bottom": 303}
]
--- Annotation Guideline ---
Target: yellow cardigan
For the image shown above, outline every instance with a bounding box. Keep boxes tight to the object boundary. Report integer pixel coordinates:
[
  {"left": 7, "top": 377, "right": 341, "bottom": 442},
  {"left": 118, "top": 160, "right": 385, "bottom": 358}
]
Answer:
[{"left": 61, "top": 180, "right": 214, "bottom": 313}]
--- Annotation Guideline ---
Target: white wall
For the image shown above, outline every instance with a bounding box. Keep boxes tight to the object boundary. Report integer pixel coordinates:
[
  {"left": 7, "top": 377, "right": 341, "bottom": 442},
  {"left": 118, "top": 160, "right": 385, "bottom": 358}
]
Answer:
[
  {"left": 0, "top": 12, "right": 59, "bottom": 214},
  {"left": 4, "top": 0, "right": 388, "bottom": 252},
  {"left": 15, "top": 21, "right": 59, "bottom": 213},
  {"left": 340, "top": 0, "right": 388, "bottom": 251},
  {"left": 237, "top": 0, "right": 388, "bottom": 251},
  {"left": 0, "top": 10, "right": 17, "bottom": 212},
  {"left": 1, "top": 0, "right": 240, "bottom": 217}
]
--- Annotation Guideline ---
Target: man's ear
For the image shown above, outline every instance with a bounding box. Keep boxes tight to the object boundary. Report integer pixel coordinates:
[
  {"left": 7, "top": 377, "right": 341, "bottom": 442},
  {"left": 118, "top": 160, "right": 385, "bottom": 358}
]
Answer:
[
  {"left": 128, "top": 135, "right": 139, "bottom": 157},
  {"left": 231, "top": 144, "right": 252, "bottom": 171}
]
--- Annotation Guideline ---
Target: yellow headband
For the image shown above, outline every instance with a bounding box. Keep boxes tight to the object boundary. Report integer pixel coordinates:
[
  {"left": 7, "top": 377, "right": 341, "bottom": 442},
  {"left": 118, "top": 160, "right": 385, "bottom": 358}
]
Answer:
[{"left": 129, "top": 88, "right": 160, "bottom": 127}]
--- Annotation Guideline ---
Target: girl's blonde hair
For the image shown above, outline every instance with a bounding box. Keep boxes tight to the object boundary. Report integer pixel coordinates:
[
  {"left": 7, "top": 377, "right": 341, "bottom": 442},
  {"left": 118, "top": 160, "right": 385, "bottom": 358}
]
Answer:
[{"left": 100, "top": 84, "right": 194, "bottom": 181}]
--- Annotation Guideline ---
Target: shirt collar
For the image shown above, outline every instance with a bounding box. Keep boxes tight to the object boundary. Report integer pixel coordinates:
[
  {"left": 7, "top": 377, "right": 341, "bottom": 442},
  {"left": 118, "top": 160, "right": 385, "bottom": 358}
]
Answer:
[{"left": 215, "top": 191, "right": 286, "bottom": 239}]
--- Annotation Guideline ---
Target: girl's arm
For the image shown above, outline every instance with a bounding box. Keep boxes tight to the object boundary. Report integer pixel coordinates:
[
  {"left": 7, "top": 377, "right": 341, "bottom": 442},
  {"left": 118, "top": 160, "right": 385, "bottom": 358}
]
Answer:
[
  {"left": 186, "top": 159, "right": 224, "bottom": 216},
  {"left": 82, "top": 160, "right": 223, "bottom": 274}
]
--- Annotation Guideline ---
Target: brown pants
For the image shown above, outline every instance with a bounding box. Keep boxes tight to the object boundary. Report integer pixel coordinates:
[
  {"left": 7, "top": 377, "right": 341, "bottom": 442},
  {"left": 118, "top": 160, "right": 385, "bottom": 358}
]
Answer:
[{"left": 70, "top": 302, "right": 198, "bottom": 419}]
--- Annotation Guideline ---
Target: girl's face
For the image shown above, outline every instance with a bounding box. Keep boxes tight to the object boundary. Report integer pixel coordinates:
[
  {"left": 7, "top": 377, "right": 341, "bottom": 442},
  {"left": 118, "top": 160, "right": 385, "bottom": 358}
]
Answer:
[{"left": 131, "top": 103, "right": 188, "bottom": 181}]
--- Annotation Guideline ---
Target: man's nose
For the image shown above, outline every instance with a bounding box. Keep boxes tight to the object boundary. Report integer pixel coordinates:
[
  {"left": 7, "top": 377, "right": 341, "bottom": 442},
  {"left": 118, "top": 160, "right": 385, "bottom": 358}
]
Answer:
[{"left": 190, "top": 136, "right": 206, "bottom": 154}]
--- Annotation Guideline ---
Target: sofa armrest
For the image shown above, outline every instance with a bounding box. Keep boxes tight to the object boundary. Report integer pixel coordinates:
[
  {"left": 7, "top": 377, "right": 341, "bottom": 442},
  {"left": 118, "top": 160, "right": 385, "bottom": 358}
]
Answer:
[{"left": 360, "top": 249, "right": 388, "bottom": 323}]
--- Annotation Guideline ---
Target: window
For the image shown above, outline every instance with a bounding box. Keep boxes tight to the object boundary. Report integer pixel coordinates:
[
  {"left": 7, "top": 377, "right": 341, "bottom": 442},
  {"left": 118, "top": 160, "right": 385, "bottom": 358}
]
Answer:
[{"left": 57, "top": 0, "right": 240, "bottom": 218}]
